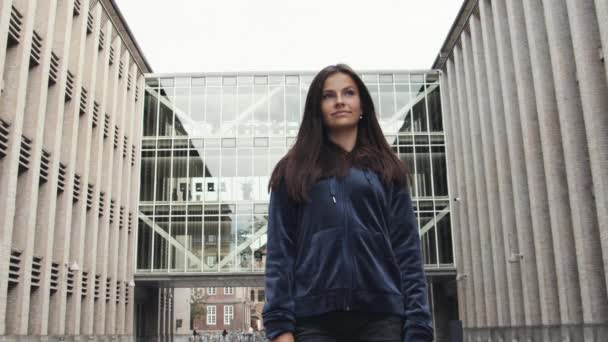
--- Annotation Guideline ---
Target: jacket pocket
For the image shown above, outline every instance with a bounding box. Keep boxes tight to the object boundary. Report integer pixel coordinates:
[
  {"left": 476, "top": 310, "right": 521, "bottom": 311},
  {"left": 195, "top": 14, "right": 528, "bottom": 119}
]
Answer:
[
  {"left": 352, "top": 228, "right": 401, "bottom": 295},
  {"left": 294, "top": 226, "right": 347, "bottom": 297}
]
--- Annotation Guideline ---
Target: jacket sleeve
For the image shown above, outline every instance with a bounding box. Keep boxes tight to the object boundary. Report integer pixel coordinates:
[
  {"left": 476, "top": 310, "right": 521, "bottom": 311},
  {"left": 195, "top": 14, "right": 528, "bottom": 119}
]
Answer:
[
  {"left": 389, "top": 183, "right": 434, "bottom": 342},
  {"left": 262, "top": 181, "right": 298, "bottom": 340}
]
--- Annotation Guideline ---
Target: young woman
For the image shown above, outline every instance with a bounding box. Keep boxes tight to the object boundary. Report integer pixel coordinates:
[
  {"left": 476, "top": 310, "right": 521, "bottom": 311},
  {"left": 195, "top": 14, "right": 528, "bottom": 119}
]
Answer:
[{"left": 262, "top": 64, "right": 433, "bottom": 342}]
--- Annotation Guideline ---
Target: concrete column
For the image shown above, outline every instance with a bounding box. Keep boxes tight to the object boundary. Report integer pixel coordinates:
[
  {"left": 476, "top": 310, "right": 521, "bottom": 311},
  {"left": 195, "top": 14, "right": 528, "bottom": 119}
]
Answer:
[
  {"left": 48, "top": 0, "right": 90, "bottom": 334},
  {"left": 126, "top": 76, "right": 146, "bottom": 335},
  {"left": 491, "top": 0, "right": 542, "bottom": 327},
  {"left": 10, "top": 0, "right": 57, "bottom": 334},
  {"left": 94, "top": 30, "right": 121, "bottom": 335},
  {"left": 65, "top": 0, "right": 102, "bottom": 334},
  {"left": 542, "top": 0, "right": 589, "bottom": 327},
  {"left": 478, "top": 0, "right": 524, "bottom": 327},
  {"left": 116, "top": 61, "right": 137, "bottom": 334},
  {"left": 520, "top": 0, "right": 565, "bottom": 328},
  {"left": 28, "top": 0, "right": 74, "bottom": 335},
  {"left": 439, "top": 70, "right": 467, "bottom": 326},
  {"left": 460, "top": 27, "right": 497, "bottom": 328},
  {"left": 448, "top": 50, "right": 481, "bottom": 327},
  {"left": 505, "top": 0, "right": 560, "bottom": 328},
  {"left": 106, "top": 44, "right": 129, "bottom": 334},
  {"left": 0, "top": 0, "right": 37, "bottom": 334},
  {"left": 565, "top": 0, "right": 608, "bottom": 311},
  {"left": 467, "top": 11, "right": 510, "bottom": 328},
  {"left": 80, "top": 4, "right": 111, "bottom": 334}
]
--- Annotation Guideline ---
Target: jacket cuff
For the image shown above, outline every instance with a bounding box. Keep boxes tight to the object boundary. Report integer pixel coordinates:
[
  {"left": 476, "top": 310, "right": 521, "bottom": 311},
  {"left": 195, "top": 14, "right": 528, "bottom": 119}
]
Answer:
[{"left": 265, "top": 319, "right": 295, "bottom": 341}]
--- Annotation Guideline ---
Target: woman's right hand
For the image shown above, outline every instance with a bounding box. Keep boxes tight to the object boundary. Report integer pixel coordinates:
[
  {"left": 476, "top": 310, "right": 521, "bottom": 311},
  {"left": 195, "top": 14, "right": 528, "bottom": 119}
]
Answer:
[{"left": 272, "top": 332, "right": 295, "bottom": 342}]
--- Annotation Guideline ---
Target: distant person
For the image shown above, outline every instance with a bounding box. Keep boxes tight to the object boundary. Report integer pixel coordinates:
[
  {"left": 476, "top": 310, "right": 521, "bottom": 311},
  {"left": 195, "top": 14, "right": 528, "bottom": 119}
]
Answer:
[
  {"left": 262, "top": 64, "right": 433, "bottom": 342},
  {"left": 222, "top": 329, "right": 228, "bottom": 341}
]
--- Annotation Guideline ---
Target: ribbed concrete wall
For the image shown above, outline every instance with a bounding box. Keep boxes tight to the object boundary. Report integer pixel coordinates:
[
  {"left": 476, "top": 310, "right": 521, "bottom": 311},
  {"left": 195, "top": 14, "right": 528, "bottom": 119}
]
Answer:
[
  {"left": 436, "top": 0, "right": 608, "bottom": 340},
  {"left": 0, "top": 0, "right": 148, "bottom": 339}
]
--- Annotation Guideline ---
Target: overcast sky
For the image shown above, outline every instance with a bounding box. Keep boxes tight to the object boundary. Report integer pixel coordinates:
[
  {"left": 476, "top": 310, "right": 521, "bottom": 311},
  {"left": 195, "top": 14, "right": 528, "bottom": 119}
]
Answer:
[{"left": 115, "top": 0, "right": 463, "bottom": 74}]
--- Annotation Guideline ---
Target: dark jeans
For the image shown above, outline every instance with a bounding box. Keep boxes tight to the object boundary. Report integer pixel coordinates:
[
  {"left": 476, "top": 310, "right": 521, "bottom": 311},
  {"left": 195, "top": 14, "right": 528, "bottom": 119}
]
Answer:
[{"left": 294, "top": 311, "right": 403, "bottom": 342}]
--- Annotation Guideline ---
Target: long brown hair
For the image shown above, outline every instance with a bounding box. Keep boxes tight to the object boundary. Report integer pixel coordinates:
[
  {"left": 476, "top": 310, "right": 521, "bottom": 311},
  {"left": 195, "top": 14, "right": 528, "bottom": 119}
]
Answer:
[{"left": 269, "top": 64, "right": 408, "bottom": 202}]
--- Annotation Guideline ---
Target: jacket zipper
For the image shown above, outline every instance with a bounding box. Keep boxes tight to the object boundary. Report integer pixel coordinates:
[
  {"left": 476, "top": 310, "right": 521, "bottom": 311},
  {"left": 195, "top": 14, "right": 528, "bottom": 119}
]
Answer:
[{"left": 331, "top": 176, "right": 352, "bottom": 311}]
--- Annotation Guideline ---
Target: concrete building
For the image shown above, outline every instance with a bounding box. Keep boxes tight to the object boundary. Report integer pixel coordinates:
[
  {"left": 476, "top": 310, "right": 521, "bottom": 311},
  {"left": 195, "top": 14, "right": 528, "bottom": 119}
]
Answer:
[
  {"left": 434, "top": 0, "right": 608, "bottom": 340},
  {"left": 0, "top": 0, "right": 150, "bottom": 340}
]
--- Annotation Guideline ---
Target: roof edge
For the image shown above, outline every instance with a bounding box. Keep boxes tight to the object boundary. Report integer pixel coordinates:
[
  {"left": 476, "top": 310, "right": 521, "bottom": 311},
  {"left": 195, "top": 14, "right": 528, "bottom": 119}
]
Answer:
[
  {"left": 101, "top": 0, "right": 153, "bottom": 73},
  {"left": 431, "top": 0, "right": 479, "bottom": 70}
]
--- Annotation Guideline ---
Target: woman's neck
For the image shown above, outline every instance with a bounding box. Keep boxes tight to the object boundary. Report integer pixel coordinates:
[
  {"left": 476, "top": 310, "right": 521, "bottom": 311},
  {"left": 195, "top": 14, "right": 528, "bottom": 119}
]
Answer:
[{"left": 327, "top": 126, "right": 358, "bottom": 152}]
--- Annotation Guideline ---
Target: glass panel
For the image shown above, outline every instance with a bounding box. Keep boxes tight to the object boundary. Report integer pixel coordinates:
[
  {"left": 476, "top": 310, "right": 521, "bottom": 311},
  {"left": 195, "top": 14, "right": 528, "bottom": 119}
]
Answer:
[
  {"left": 170, "top": 213, "right": 186, "bottom": 272},
  {"left": 379, "top": 84, "right": 395, "bottom": 133},
  {"left": 419, "top": 211, "right": 437, "bottom": 265},
  {"left": 252, "top": 214, "right": 267, "bottom": 272},
  {"left": 219, "top": 213, "right": 236, "bottom": 271},
  {"left": 238, "top": 86, "right": 254, "bottom": 136},
  {"left": 220, "top": 149, "right": 236, "bottom": 201},
  {"left": 222, "top": 86, "right": 237, "bottom": 136},
  {"left": 205, "top": 149, "right": 220, "bottom": 202},
  {"left": 285, "top": 75, "right": 299, "bottom": 85},
  {"left": 190, "top": 87, "right": 206, "bottom": 137},
  {"left": 172, "top": 150, "right": 188, "bottom": 202},
  {"left": 155, "top": 150, "right": 171, "bottom": 202},
  {"left": 140, "top": 150, "right": 155, "bottom": 201},
  {"left": 412, "top": 84, "right": 428, "bottom": 132},
  {"left": 158, "top": 89, "right": 173, "bottom": 137},
  {"left": 236, "top": 149, "right": 253, "bottom": 200},
  {"left": 432, "top": 146, "right": 448, "bottom": 196},
  {"left": 236, "top": 215, "right": 254, "bottom": 271},
  {"left": 437, "top": 213, "right": 453, "bottom": 264},
  {"left": 203, "top": 215, "right": 219, "bottom": 271},
  {"left": 154, "top": 217, "right": 170, "bottom": 271},
  {"left": 146, "top": 78, "right": 159, "bottom": 87},
  {"left": 269, "top": 86, "right": 285, "bottom": 136},
  {"left": 427, "top": 86, "right": 443, "bottom": 132},
  {"left": 137, "top": 217, "right": 152, "bottom": 269},
  {"left": 143, "top": 89, "right": 158, "bottom": 137},
  {"left": 206, "top": 87, "right": 221, "bottom": 136},
  {"left": 174, "top": 88, "right": 189, "bottom": 137},
  {"left": 399, "top": 146, "right": 415, "bottom": 197},
  {"left": 254, "top": 85, "right": 268, "bottom": 136},
  {"left": 192, "top": 77, "right": 205, "bottom": 87},
  {"left": 415, "top": 145, "right": 432, "bottom": 197},
  {"left": 186, "top": 213, "right": 203, "bottom": 271},
  {"left": 269, "top": 75, "right": 283, "bottom": 85},
  {"left": 188, "top": 147, "right": 205, "bottom": 203},
  {"left": 395, "top": 84, "right": 413, "bottom": 133}
]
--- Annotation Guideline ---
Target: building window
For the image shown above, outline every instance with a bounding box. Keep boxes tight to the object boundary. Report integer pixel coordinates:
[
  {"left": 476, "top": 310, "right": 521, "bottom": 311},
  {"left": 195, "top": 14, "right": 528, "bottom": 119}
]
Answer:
[
  {"left": 257, "top": 290, "right": 265, "bottom": 302},
  {"left": 250, "top": 289, "right": 255, "bottom": 301},
  {"left": 207, "top": 255, "right": 217, "bottom": 266},
  {"left": 224, "top": 305, "right": 234, "bottom": 325},
  {"left": 207, "top": 305, "right": 216, "bottom": 325},
  {"left": 207, "top": 287, "right": 216, "bottom": 295},
  {"left": 224, "top": 287, "right": 234, "bottom": 295}
]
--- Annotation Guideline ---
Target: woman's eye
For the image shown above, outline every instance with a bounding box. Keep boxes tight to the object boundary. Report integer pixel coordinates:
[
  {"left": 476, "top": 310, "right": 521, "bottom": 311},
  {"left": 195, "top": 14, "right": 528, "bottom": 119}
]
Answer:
[
  {"left": 322, "top": 93, "right": 333, "bottom": 99},
  {"left": 345, "top": 90, "right": 356, "bottom": 96}
]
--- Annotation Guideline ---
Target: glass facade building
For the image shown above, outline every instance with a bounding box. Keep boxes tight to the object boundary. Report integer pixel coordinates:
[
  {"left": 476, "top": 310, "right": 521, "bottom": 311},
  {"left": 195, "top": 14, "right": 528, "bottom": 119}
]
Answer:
[{"left": 137, "top": 71, "right": 453, "bottom": 275}]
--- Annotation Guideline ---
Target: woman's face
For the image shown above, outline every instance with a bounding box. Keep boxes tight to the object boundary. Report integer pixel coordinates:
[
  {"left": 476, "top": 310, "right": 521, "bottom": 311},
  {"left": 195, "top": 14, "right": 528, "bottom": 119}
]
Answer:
[{"left": 320, "top": 72, "right": 362, "bottom": 133}]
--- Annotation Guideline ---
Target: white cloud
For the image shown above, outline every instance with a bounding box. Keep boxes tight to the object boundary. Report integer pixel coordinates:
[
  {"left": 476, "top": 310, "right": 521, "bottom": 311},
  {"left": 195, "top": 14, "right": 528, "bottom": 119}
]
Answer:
[{"left": 115, "top": 0, "right": 463, "bottom": 73}]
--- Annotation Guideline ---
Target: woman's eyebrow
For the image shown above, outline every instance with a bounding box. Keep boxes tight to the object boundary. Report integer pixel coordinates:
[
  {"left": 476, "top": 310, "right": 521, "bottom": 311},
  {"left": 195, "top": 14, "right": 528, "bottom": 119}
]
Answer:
[{"left": 323, "top": 86, "right": 355, "bottom": 92}]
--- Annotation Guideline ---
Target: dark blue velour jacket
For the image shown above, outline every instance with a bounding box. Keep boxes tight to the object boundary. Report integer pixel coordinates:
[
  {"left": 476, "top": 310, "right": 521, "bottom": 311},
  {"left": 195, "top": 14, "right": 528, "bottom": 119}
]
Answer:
[{"left": 262, "top": 167, "right": 433, "bottom": 342}]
